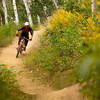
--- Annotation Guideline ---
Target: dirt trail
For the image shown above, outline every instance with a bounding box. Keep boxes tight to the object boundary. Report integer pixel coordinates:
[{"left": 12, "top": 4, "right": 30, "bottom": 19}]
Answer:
[{"left": 0, "top": 30, "right": 83, "bottom": 100}]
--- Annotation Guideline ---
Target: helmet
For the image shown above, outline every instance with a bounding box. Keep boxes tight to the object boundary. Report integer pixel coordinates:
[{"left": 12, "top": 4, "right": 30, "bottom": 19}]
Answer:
[{"left": 25, "top": 22, "right": 29, "bottom": 26}]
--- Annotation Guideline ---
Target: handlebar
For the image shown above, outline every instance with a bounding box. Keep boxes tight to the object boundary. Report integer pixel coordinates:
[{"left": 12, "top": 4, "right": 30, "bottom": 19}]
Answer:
[
  {"left": 16, "top": 35, "right": 32, "bottom": 41},
  {"left": 22, "top": 37, "right": 32, "bottom": 41}
]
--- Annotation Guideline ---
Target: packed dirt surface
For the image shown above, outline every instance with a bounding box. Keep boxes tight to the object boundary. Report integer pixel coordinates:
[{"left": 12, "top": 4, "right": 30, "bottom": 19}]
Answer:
[{"left": 0, "top": 30, "right": 83, "bottom": 100}]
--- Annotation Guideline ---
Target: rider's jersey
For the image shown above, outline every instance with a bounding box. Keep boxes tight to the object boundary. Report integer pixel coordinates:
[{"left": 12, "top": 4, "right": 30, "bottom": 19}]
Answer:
[{"left": 17, "top": 26, "right": 33, "bottom": 36}]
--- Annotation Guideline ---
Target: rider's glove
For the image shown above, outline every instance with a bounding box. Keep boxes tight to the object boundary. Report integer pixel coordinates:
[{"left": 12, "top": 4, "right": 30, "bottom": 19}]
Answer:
[
  {"left": 16, "top": 33, "right": 19, "bottom": 36},
  {"left": 29, "top": 38, "right": 32, "bottom": 41}
]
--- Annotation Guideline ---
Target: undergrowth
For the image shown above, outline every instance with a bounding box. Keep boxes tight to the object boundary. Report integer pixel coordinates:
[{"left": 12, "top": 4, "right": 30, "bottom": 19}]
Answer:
[
  {"left": 0, "top": 64, "right": 37, "bottom": 100},
  {"left": 0, "top": 22, "right": 17, "bottom": 47}
]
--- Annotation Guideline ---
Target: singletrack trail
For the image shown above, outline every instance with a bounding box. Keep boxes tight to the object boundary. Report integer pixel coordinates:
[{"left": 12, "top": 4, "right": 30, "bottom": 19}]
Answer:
[{"left": 0, "top": 30, "right": 83, "bottom": 100}]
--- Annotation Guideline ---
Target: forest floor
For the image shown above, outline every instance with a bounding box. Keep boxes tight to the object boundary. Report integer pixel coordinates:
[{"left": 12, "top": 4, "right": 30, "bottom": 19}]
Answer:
[{"left": 0, "top": 30, "right": 83, "bottom": 100}]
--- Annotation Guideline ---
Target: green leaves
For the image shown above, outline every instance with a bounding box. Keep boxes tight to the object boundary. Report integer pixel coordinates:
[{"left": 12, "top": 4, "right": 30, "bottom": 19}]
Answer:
[
  {"left": 78, "top": 44, "right": 100, "bottom": 100},
  {"left": 0, "top": 65, "right": 18, "bottom": 100},
  {"left": 0, "top": 22, "right": 16, "bottom": 47}
]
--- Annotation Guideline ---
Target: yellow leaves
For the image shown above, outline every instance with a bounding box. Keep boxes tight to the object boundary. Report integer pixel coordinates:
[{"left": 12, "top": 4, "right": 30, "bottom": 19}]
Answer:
[
  {"left": 47, "top": 9, "right": 74, "bottom": 31},
  {"left": 78, "top": 15, "right": 100, "bottom": 42},
  {"left": 46, "top": 8, "right": 100, "bottom": 43},
  {"left": 96, "top": 14, "right": 100, "bottom": 21}
]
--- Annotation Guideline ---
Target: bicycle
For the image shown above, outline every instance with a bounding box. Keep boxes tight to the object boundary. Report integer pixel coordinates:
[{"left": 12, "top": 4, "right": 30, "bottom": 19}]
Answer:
[{"left": 16, "top": 37, "right": 30, "bottom": 58}]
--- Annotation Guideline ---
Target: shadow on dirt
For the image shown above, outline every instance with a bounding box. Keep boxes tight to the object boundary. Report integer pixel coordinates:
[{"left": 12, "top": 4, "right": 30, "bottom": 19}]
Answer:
[{"left": 18, "top": 90, "right": 38, "bottom": 100}]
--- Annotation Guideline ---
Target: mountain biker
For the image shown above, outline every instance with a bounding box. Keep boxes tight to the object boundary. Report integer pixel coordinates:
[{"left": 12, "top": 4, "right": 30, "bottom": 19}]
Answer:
[{"left": 16, "top": 22, "right": 33, "bottom": 51}]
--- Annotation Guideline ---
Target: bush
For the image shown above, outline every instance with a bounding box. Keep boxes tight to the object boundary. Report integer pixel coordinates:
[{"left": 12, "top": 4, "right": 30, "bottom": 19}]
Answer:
[
  {"left": 24, "top": 9, "right": 100, "bottom": 90},
  {"left": 0, "top": 64, "right": 37, "bottom": 100},
  {"left": 0, "top": 65, "right": 19, "bottom": 100},
  {"left": 62, "top": 0, "right": 91, "bottom": 17},
  {"left": 78, "top": 43, "right": 100, "bottom": 100},
  {"left": 24, "top": 9, "right": 85, "bottom": 88},
  {"left": 0, "top": 22, "right": 17, "bottom": 47}
]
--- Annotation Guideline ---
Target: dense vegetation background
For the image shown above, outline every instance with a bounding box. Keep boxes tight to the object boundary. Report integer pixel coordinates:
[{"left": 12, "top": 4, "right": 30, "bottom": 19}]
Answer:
[{"left": 0, "top": 0, "right": 100, "bottom": 100}]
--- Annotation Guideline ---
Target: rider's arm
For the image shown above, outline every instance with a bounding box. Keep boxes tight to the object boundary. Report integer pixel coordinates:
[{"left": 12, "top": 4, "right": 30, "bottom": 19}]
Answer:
[
  {"left": 16, "top": 27, "right": 24, "bottom": 36},
  {"left": 17, "top": 27, "right": 24, "bottom": 31}
]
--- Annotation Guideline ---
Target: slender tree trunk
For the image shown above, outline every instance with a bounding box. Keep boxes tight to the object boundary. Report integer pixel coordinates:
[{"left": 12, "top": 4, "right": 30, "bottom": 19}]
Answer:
[
  {"left": 12, "top": 0, "right": 19, "bottom": 24},
  {"left": 2, "top": 0, "right": 8, "bottom": 24},
  {"left": 43, "top": 6, "right": 48, "bottom": 19},
  {"left": 0, "top": 14, "right": 3, "bottom": 25},
  {"left": 91, "top": 0, "right": 96, "bottom": 15},
  {"left": 39, "top": 0, "right": 48, "bottom": 19},
  {"left": 28, "top": 0, "right": 32, "bottom": 3},
  {"left": 52, "top": 0, "right": 58, "bottom": 9},
  {"left": 37, "top": 15, "right": 41, "bottom": 24},
  {"left": 23, "top": 0, "right": 33, "bottom": 26},
  {"left": 27, "top": 0, "right": 32, "bottom": 8}
]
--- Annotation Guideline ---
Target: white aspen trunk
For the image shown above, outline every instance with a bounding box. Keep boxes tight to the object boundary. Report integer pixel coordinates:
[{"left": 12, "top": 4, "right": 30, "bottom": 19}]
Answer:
[
  {"left": 23, "top": 0, "right": 33, "bottom": 26},
  {"left": 44, "top": 6, "right": 48, "bottom": 18},
  {"left": 27, "top": 0, "right": 32, "bottom": 8},
  {"left": 52, "top": 0, "right": 58, "bottom": 9},
  {"left": 91, "top": 0, "right": 96, "bottom": 14},
  {"left": 28, "top": 0, "right": 32, "bottom": 3},
  {"left": 37, "top": 15, "right": 41, "bottom": 24},
  {"left": 12, "top": 0, "right": 19, "bottom": 24},
  {"left": 2, "top": 0, "right": 8, "bottom": 24},
  {"left": 39, "top": 0, "right": 48, "bottom": 18},
  {"left": 0, "top": 14, "right": 3, "bottom": 25}
]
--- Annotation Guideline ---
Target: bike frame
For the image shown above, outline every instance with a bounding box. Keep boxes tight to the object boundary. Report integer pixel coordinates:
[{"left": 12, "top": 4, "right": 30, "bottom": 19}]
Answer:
[{"left": 16, "top": 37, "right": 30, "bottom": 58}]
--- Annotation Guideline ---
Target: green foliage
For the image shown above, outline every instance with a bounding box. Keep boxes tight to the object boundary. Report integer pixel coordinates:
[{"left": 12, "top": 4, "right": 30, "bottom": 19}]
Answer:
[
  {"left": 78, "top": 44, "right": 100, "bottom": 100},
  {"left": 16, "top": 0, "right": 28, "bottom": 23},
  {"left": 0, "top": 64, "right": 37, "bottom": 100},
  {"left": 0, "top": 64, "right": 18, "bottom": 100},
  {"left": 0, "top": 22, "right": 16, "bottom": 47},
  {"left": 24, "top": 9, "right": 85, "bottom": 89},
  {"left": 30, "top": 0, "right": 45, "bottom": 24},
  {"left": 30, "top": 0, "right": 56, "bottom": 24},
  {"left": 62, "top": 0, "right": 91, "bottom": 18},
  {"left": 25, "top": 26, "right": 83, "bottom": 72},
  {"left": 6, "top": 0, "right": 14, "bottom": 21}
]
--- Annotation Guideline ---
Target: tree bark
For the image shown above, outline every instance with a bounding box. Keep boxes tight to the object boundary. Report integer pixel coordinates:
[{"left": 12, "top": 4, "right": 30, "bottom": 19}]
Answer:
[
  {"left": 91, "top": 0, "right": 96, "bottom": 14},
  {"left": 37, "top": 15, "right": 41, "bottom": 24},
  {"left": 2, "top": 0, "right": 8, "bottom": 24},
  {"left": 23, "top": 0, "right": 33, "bottom": 26},
  {"left": 0, "top": 14, "right": 3, "bottom": 25},
  {"left": 52, "top": 0, "right": 58, "bottom": 9},
  {"left": 12, "top": 0, "right": 19, "bottom": 24},
  {"left": 43, "top": 6, "right": 48, "bottom": 18}
]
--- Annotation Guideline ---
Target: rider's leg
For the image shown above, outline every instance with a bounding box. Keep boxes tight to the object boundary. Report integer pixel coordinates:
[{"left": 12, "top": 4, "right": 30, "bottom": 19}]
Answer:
[
  {"left": 24, "top": 39, "right": 28, "bottom": 51},
  {"left": 18, "top": 35, "right": 22, "bottom": 45},
  {"left": 23, "top": 35, "right": 29, "bottom": 51},
  {"left": 25, "top": 39, "right": 28, "bottom": 46}
]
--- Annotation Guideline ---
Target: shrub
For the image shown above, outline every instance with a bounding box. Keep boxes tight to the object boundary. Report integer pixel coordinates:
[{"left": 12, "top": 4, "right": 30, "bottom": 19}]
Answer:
[
  {"left": 24, "top": 9, "right": 84, "bottom": 87},
  {"left": 78, "top": 43, "right": 100, "bottom": 100},
  {"left": 0, "top": 65, "right": 19, "bottom": 100},
  {"left": 25, "top": 9, "right": 100, "bottom": 90},
  {"left": 62, "top": 0, "right": 91, "bottom": 17},
  {"left": 0, "top": 22, "right": 17, "bottom": 47}
]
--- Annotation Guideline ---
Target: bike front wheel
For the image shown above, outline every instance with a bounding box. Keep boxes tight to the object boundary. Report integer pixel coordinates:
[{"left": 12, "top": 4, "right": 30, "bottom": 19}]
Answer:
[{"left": 16, "top": 50, "right": 20, "bottom": 58}]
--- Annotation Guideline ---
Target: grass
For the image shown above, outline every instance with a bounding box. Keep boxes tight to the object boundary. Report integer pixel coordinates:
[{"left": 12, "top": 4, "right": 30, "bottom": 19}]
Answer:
[{"left": 0, "top": 22, "right": 17, "bottom": 47}]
